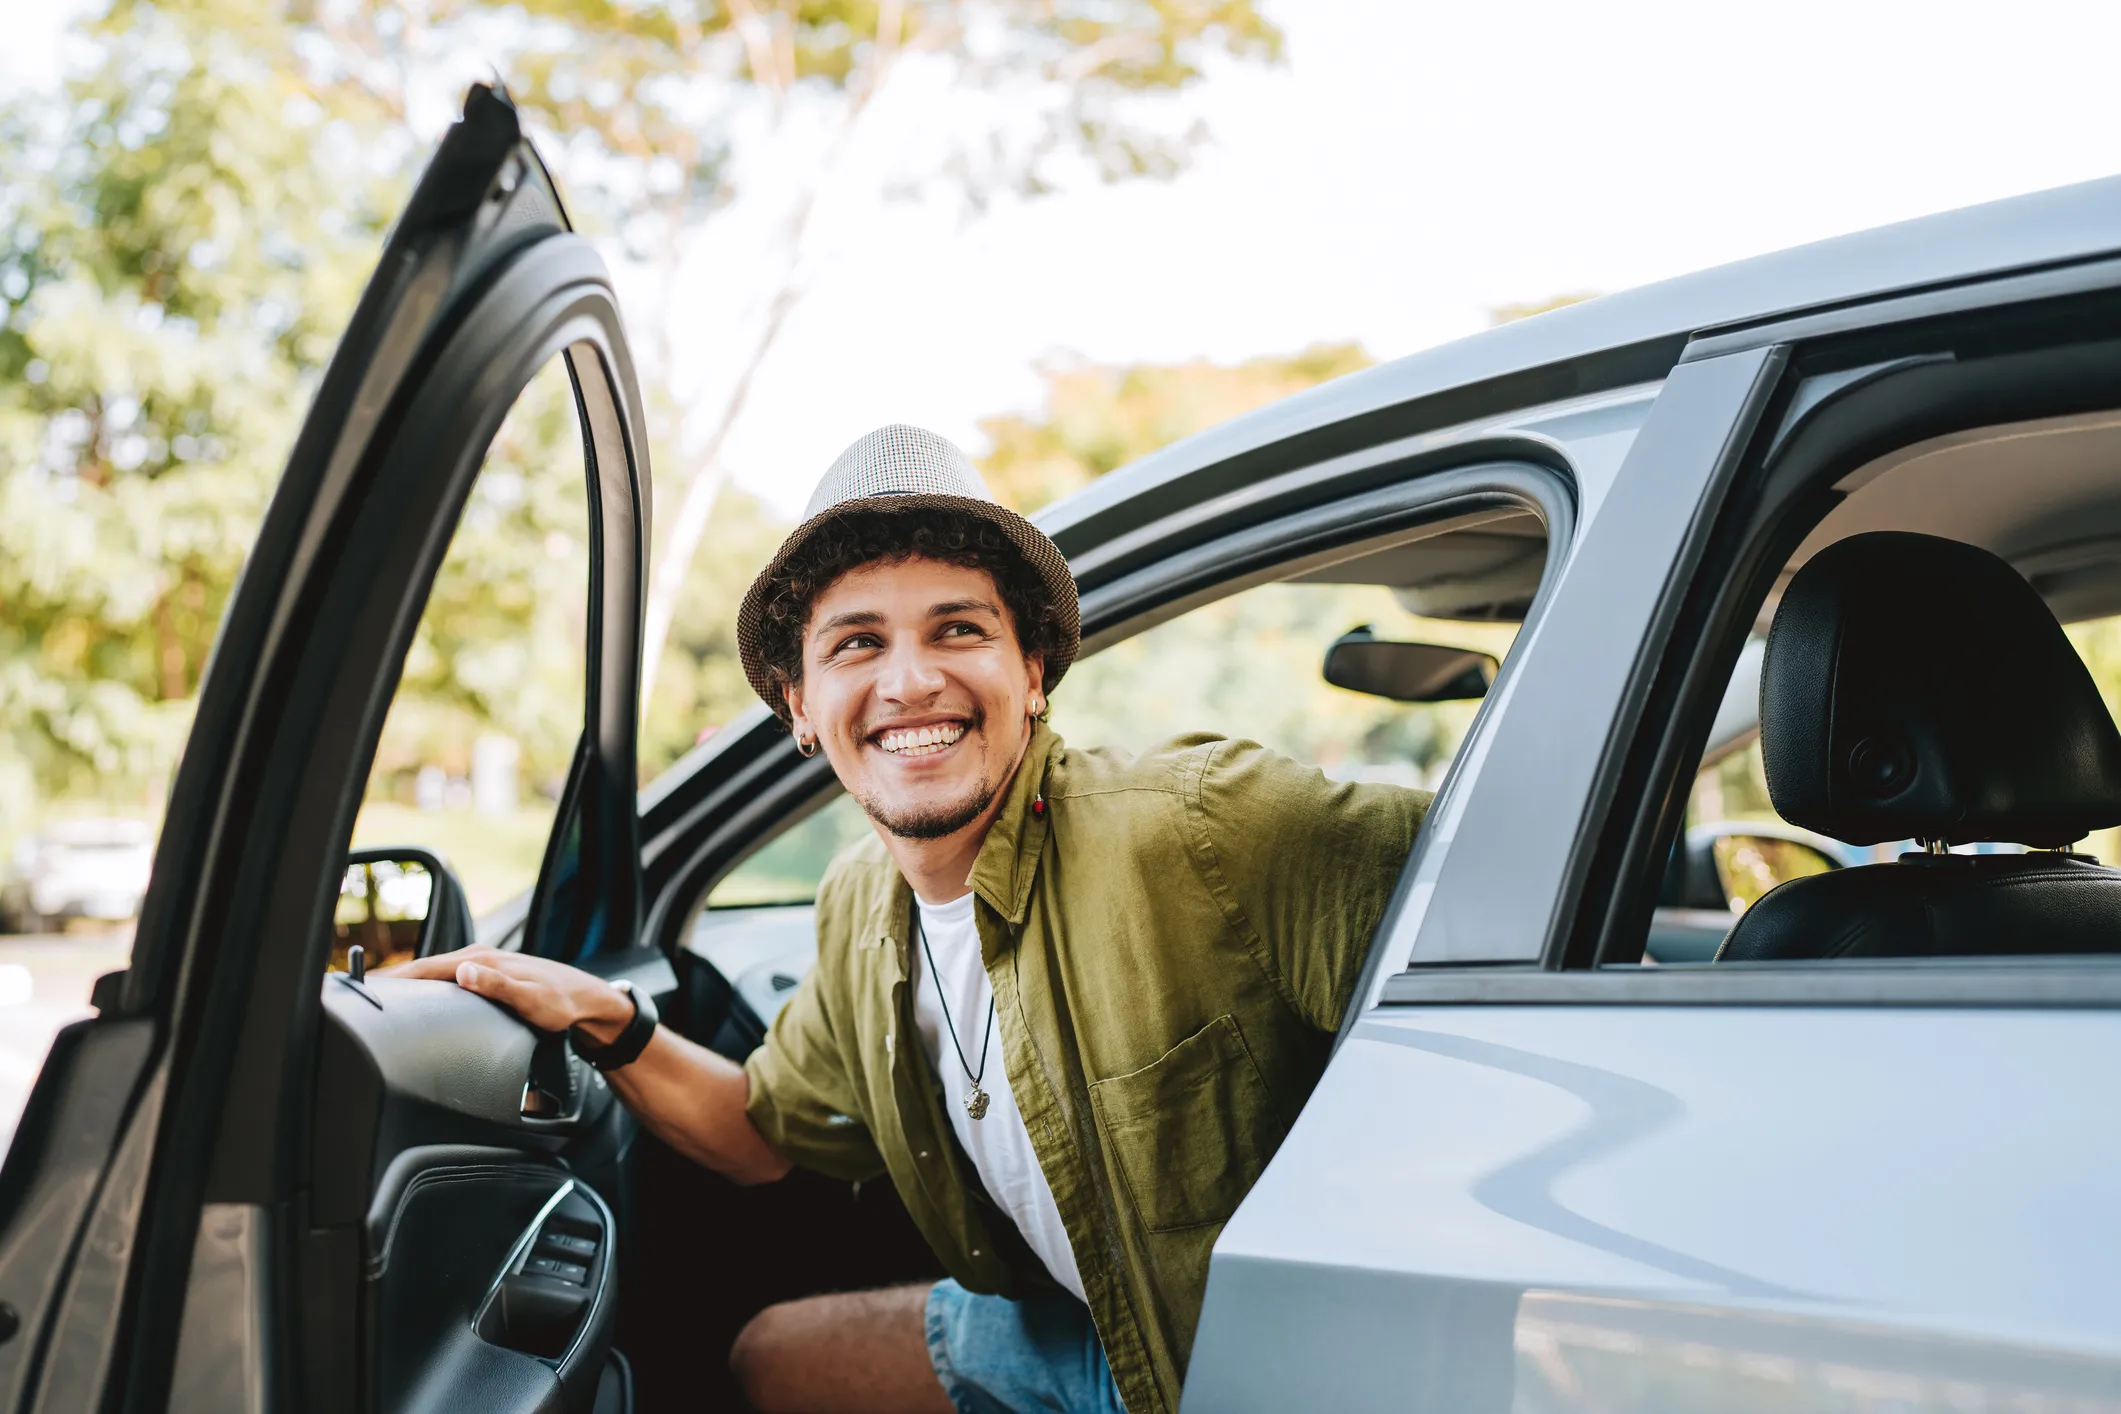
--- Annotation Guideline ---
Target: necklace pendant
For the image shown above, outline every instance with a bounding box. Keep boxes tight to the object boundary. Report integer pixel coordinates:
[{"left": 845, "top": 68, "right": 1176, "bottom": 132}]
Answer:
[{"left": 964, "top": 1084, "right": 990, "bottom": 1121}]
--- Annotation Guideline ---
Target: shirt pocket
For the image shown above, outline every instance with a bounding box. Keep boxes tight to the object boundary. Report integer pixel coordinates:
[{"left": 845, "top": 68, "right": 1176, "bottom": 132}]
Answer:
[{"left": 1088, "top": 1014, "right": 1285, "bottom": 1233}]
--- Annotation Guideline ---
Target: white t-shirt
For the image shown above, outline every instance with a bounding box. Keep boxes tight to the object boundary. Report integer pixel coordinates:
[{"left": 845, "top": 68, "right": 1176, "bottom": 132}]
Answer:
[{"left": 910, "top": 891, "right": 1086, "bottom": 1302}]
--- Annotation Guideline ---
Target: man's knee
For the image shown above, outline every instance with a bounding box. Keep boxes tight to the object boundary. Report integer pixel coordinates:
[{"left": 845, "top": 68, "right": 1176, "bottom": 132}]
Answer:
[
  {"left": 729, "top": 1301, "right": 802, "bottom": 1408},
  {"left": 730, "top": 1287, "right": 943, "bottom": 1413}
]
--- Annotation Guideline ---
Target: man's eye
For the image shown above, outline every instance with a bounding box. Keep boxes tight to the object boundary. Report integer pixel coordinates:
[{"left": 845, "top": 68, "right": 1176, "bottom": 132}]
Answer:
[
  {"left": 830, "top": 633, "right": 881, "bottom": 656},
  {"left": 942, "top": 622, "right": 984, "bottom": 639}
]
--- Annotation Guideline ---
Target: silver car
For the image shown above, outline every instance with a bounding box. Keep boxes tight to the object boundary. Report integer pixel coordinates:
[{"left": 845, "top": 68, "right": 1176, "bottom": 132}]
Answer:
[{"left": 5, "top": 85, "right": 2121, "bottom": 1413}]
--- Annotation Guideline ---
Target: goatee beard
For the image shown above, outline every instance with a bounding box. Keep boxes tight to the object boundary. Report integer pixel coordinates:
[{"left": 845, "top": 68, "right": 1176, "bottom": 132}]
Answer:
[
  {"left": 854, "top": 707, "right": 1003, "bottom": 840},
  {"left": 862, "top": 775, "right": 1000, "bottom": 840}
]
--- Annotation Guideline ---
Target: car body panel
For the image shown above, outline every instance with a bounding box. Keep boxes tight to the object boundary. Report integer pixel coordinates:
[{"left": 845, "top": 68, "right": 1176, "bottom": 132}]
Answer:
[
  {"left": 1183, "top": 1005, "right": 2121, "bottom": 1411},
  {"left": 1182, "top": 185, "right": 2121, "bottom": 1411}
]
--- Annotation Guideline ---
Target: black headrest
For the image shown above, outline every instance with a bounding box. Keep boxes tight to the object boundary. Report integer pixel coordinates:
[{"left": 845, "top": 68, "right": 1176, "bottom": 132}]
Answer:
[{"left": 1760, "top": 531, "right": 2121, "bottom": 848}]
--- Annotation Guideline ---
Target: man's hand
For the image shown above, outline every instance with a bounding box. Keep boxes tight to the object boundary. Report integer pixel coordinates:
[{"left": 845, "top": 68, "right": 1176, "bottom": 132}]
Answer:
[
  {"left": 381, "top": 945, "right": 635, "bottom": 1044},
  {"left": 380, "top": 944, "right": 793, "bottom": 1186}
]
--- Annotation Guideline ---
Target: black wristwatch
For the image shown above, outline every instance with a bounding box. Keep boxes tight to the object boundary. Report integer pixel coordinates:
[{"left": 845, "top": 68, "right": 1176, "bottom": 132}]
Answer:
[{"left": 569, "top": 981, "right": 659, "bottom": 1072}]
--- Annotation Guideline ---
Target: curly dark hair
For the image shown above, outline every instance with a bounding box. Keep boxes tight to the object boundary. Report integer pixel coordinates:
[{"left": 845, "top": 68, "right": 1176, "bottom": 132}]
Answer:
[{"left": 754, "top": 508, "right": 1068, "bottom": 712}]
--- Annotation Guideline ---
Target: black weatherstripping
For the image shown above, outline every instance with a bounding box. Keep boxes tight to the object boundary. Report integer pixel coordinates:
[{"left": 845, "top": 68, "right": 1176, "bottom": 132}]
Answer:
[{"left": 0, "top": 87, "right": 653, "bottom": 1414}]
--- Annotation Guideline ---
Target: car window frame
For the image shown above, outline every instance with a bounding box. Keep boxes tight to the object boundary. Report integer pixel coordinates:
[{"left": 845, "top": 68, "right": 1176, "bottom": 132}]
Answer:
[
  {"left": 1385, "top": 262, "right": 2121, "bottom": 1006},
  {"left": 641, "top": 449, "right": 1578, "bottom": 968}
]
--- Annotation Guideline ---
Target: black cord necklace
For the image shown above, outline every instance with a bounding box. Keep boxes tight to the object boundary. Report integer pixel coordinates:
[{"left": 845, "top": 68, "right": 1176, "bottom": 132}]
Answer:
[{"left": 918, "top": 912, "right": 997, "bottom": 1120}]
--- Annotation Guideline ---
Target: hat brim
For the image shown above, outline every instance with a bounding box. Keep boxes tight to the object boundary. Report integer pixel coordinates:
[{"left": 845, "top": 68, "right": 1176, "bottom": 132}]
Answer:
[{"left": 736, "top": 493, "right": 1081, "bottom": 723}]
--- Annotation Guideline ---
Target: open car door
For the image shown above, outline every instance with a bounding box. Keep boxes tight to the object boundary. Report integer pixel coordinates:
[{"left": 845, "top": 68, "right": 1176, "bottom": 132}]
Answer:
[{"left": 0, "top": 85, "right": 652, "bottom": 1414}]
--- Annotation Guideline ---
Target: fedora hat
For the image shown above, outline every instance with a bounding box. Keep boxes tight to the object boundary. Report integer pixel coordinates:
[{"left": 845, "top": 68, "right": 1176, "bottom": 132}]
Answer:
[{"left": 736, "top": 425, "right": 1081, "bottom": 721}]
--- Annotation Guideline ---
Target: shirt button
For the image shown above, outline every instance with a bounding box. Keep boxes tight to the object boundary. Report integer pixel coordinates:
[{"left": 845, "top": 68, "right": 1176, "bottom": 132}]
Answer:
[
  {"left": 919, "top": 1150, "right": 930, "bottom": 1159},
  {"left": 971, "top": 1249, "right": 982, "bottom": 1258}
]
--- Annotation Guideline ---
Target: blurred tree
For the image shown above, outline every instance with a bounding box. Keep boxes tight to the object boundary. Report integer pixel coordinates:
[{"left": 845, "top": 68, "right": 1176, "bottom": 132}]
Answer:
[
  {"left": 979, "top": 343, "right": 1370, "bottom": 512},
  {"left": 0, "top": 0, "right": 1282, "bottom": 824},
  {"left": 0, "top": 0, "right": 398, "bottom": 815},
  {"left": 371, "top": 359, "right": 592, "bottom": 802},
  {"left": 282, "top": 0, "right": 1286, "bottom": 708},
  {"left": 639, "top": 485, "right": 789, "bottom": 781},
  {"left": 1489, "top": 291, "right": 1598, "bottom": 326}
]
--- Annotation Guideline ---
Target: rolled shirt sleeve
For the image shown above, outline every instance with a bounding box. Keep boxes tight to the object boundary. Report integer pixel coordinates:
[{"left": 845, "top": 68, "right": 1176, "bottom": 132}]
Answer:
[{"left": 742, "top": 865, "right": 889, "bottom": 1183}]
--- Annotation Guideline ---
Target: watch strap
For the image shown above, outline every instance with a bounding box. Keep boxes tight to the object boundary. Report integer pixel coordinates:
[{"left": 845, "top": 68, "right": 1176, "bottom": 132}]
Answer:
[{"left": 570, "top": 981, "right": 659, "bottom": 1071}]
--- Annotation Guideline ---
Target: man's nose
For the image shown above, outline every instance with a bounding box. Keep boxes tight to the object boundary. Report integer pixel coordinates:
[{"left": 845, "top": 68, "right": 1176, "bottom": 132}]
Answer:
[{"left": 876, "top": 635, "right": 947, "bottom": 702}]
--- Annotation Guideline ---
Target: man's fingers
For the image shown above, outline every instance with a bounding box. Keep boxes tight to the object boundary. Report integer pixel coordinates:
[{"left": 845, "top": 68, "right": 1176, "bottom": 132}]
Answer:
[
  {"left": 456, "top": 959, "right": 562, "bottom": 1029},
  {"left": 376, "top": 954, "right": 461, "bottom": 979},
  {"left": 456, "top": 958, "right": 519, "bottom": 997},
  {"left": 377, "top": 944, "right": 497, "bottom": 979}
]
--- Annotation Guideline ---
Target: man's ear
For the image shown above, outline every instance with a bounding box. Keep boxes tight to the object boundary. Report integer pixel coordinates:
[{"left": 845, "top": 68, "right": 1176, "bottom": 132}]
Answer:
[
  {"left": 783, "top": 680, "right": 812, "bottom": 740},
  {"left": 1025, "top": 652, "right": 1047, "bottom": 716}
]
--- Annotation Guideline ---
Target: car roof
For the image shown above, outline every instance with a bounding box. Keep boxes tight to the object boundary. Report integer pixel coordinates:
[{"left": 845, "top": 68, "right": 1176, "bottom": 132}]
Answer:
[{"left": 1041, "top": 173, "right": 2121, "bottom": 552}]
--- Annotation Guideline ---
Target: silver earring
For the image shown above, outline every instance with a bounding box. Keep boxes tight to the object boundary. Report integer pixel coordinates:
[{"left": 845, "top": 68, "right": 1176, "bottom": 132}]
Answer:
[{"left": 796, "top": 735, "right": 819, "bottom": 758}]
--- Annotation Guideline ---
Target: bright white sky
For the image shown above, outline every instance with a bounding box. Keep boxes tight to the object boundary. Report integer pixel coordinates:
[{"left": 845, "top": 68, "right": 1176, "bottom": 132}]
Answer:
[{"left": 11, "top": 0, "right": 2121, "bottom": 518}]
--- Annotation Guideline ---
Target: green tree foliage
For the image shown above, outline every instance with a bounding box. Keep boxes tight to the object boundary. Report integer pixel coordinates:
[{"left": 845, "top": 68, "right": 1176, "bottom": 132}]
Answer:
[
  {"left": 0, "top": 0, "right": 398, "bottom": 821},
  {"left": 979, "top": 343, "right": 1371, "bottom": 512},
  {"left": 371, "top": 359, "right": 591, "bottom": 802},
  {"left": 639, "top": 487, "right": 789, "bottom": 780},
  {"left": 0, "top": 0, "right": 1281, "bottom": 835}
]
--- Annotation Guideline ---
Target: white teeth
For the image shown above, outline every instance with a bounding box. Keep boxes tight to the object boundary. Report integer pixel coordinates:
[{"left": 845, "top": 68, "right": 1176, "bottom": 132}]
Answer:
[{"left": 877, "top": 723, "right": 967, "bottom": 756}]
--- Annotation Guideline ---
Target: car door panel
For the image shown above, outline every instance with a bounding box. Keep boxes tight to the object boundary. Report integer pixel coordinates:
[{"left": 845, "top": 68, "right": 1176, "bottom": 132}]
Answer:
[
  {"left": 310, "top": 977, "right": 633, "bottom": 1410},
  {"left": 0, "top": 84, "right": 653, "bottom": 1413},
  {"left": 374, "top": 1165, "right": 616, "bottom": 1414},
  {"left": 1186, "top": 1005, "right": 2121, "bottom": 1410}
]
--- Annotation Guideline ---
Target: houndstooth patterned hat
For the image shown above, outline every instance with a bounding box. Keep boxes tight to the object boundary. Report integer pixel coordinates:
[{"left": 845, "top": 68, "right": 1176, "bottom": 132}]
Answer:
[{"left": 737, "top": 425, "right": 1081, "bottom": 721}]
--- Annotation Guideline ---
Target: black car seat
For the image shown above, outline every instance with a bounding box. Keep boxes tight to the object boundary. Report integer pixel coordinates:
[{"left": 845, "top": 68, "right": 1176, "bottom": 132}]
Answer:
[{"left": 1717, "top": 531, "right": 2121, "bottom": 962}]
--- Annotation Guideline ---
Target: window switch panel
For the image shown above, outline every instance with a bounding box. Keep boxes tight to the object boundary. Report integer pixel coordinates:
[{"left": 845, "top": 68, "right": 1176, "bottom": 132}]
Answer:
[
  {"left": 524, "top": 1255, "right": 589, "bottom": 1284},
  {"left": 538, "top": 1231, "right": 598, "bottom": 1259}
]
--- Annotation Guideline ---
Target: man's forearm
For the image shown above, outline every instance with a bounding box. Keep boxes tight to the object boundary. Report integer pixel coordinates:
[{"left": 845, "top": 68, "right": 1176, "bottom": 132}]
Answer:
[{"left": 597, "top": 1017, "right": 794, "bottom": 1185}]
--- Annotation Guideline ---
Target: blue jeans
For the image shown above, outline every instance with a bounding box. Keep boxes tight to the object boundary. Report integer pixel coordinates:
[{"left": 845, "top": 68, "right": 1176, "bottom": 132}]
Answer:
[{"left": 923, "top": 1279, "right": 1129, "bottom": 1414}]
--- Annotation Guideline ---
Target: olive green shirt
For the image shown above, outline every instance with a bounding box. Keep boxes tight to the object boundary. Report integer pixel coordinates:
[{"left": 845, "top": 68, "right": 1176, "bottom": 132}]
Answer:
[{"left": 744, "top": 723, "right": 1429, "bottom": 1414}]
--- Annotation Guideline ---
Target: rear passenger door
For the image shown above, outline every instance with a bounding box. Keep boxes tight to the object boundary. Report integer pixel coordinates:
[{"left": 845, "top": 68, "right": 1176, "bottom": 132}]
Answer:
[{"left": 1186, "top": 264, "right": 2121, "bottom": 1409}]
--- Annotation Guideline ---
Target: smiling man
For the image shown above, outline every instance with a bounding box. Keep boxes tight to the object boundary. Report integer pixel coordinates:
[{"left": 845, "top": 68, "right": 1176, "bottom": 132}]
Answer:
[{"left": 396, "top": 426, "right": 1429, "bottom": 1414}]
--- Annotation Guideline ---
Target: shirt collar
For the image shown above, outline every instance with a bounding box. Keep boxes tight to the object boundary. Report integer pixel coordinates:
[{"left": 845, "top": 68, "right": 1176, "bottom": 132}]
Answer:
[{"left": 966, "top": 719, "right": 1060, "bottom": 927}]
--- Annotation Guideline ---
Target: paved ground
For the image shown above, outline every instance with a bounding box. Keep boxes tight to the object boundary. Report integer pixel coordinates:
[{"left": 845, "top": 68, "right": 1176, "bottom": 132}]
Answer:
[{"left": 0, "top": 929, "right": 133, "bottom": 1155}]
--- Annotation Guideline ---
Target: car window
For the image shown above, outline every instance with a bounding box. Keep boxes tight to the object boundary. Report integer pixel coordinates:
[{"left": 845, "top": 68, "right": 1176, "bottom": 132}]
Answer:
[
  {"left": 345, "top": 354, "right": 590, "bottom": 957},
  {"left": 707, "top": 576, "right": 1520, "bottom": 908},
  {"left": 1051, "top": 582, "right": 1515, "bottom": 785},
  {"left": 1645, "top": 525, "right": 2121, "bottom": 966}
]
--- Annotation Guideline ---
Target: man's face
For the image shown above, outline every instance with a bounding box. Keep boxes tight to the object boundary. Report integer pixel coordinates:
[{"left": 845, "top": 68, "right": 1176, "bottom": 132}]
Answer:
[{"left": 785, "top": 555, "right": 1043, "bottom": 841}]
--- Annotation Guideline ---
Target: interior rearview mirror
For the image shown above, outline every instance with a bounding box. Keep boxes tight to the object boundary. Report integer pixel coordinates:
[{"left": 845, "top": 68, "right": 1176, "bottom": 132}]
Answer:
[
  {"left": 1322, "top": 626, "right": 1498, "bottom": 702},
  {"left": 332, "top": 846, "right": 475, "bottom": 972}
]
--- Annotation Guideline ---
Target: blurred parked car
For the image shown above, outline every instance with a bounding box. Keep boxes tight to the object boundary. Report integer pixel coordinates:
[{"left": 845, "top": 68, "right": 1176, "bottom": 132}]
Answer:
[{"left": 0, "top": 819, "right": 154, "bottom": 934}]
